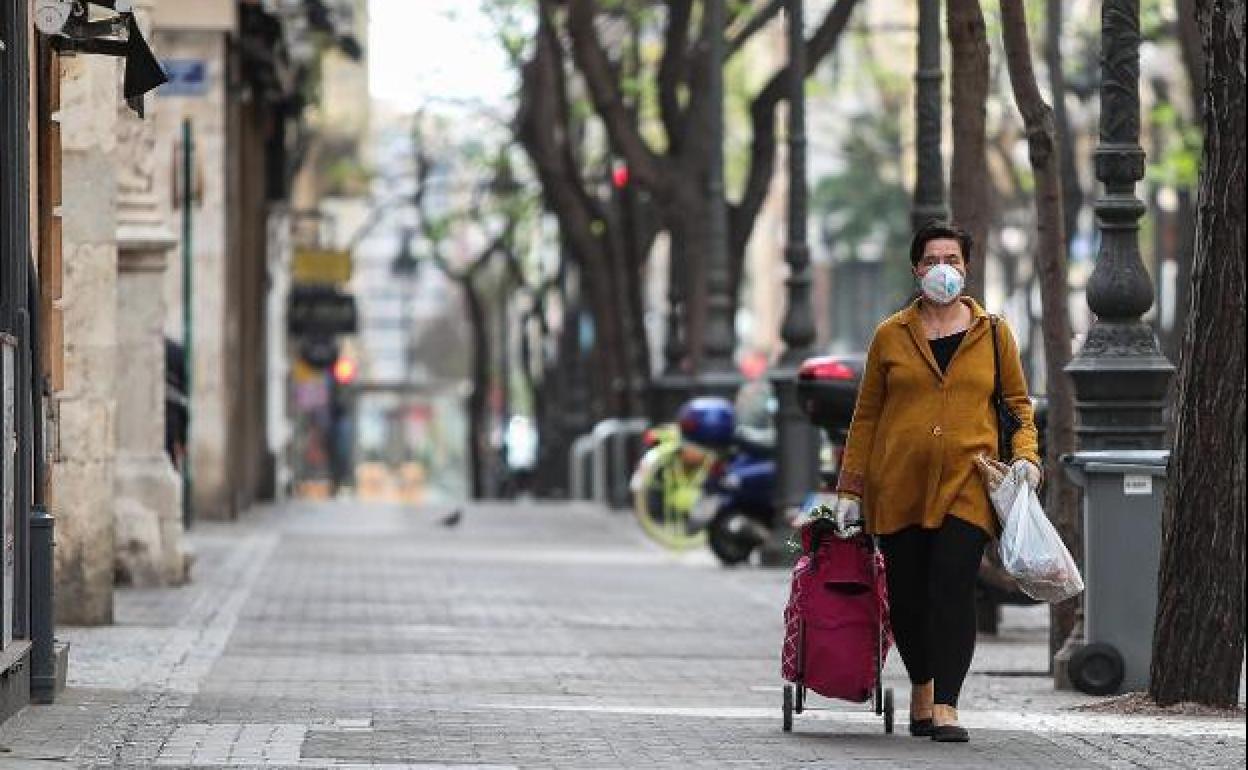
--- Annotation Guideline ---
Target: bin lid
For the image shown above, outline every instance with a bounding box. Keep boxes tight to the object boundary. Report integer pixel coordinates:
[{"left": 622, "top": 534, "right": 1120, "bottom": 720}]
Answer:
[{"left": 1061, "top": 449, "right": 1170, "bottom": 483}]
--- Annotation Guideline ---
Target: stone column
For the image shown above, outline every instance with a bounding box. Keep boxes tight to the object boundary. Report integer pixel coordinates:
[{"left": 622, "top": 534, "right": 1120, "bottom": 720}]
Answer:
[
  {"left": 114, "top": 233, "right": 187, "bottom": 585},
  {"left": 50, "top": 55, "right": 121, "bottom": 625},
  {"left": 112, "top": 0, "right": 189, "bottom": 586}
]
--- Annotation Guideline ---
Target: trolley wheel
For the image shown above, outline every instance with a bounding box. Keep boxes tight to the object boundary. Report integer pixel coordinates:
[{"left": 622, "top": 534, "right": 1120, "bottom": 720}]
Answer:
[
  {"left": 782, "top": 685, "right": 794, "bottom": 732},
  {"left": 883, "top": 687, "right": 894, "bottom": 734},
  {"left": 795, "top": 683, "right": 805, "bottom": 714},
  {"left": 1069, "top": 642, "right": 1125, "bottom": 696}
]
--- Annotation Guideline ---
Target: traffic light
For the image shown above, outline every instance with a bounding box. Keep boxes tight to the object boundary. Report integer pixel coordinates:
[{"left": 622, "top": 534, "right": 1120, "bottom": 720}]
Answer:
[{"left": 611, "top": 163, "right": 629, "bottom": 189}]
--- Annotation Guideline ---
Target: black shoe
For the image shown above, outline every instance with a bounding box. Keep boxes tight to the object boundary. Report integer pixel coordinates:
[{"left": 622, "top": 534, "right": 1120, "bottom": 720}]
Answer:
[
  {"left": 909, "top": 718, "right": 934, "bottom": 737},
  {"left": 931, "top": 723, "right": 970, "bottom": 743}
]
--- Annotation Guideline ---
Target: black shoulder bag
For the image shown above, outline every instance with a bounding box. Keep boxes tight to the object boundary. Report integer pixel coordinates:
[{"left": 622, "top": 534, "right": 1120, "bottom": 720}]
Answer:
[{"left": 990, "top": 315, "right": 1024, "bottom": 463}]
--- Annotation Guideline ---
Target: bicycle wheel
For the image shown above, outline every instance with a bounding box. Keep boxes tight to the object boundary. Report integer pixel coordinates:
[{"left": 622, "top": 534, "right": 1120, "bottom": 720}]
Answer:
[{"left": 632, "top": 446, "right": 708, "bottom": 551}]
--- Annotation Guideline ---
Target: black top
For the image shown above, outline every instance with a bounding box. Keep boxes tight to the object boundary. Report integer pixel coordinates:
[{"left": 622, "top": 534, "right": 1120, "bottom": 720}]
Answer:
[{"left": 929, "top": 330, "right": 967, "bottom": 374}]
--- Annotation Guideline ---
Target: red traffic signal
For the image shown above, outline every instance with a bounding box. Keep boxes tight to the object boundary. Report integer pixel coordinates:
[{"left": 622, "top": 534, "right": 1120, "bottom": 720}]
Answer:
[
  {"left": 332, "top": 356, "right": 358, "bottom": 385},
  {"left": 611, "top": 163, "right": 629, "bottom": 189}
]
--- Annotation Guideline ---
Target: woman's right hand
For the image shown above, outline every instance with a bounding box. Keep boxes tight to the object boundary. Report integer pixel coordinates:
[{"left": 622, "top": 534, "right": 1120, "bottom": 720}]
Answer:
[{"left": 833, "top": 494, "right": 863, "bottom": 537}]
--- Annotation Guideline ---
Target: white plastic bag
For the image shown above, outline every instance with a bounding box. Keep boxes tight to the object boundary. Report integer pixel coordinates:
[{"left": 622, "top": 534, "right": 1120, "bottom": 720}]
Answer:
[{"left": 993, "top": 466, "right": 1084, "bottom": 603}]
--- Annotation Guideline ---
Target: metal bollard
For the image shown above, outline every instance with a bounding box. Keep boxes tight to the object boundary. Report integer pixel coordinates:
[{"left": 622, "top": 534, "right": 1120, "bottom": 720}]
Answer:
[
  {"left": 568, "top": 435, "right": 595, "bottom": 500},
  {"left": 30, "top": 505, "right": 56, "bottom": 704}
]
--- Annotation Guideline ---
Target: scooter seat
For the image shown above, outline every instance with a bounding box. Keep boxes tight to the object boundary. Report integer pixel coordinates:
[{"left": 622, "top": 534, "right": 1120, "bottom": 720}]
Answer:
[{"left": 734, "top": 435, "right": 775, "bottom": 458}]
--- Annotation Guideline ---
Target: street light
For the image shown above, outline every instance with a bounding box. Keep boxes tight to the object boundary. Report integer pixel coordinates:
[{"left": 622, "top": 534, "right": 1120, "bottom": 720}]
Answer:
[
  {"left": 1053, "top": 0, "right": 1175, "bottom": 688},
  {"left": 389, "top": 227, "right": 421, "bottom": 465},
  {"left": 390, "top": 226, "right": 420, "bottom": 378},
  {"left": 765, "top": 0, "right": 821, "bottom": 565},
  {"left": 695, "top": 0, "right": 743, "bottom": 405}
]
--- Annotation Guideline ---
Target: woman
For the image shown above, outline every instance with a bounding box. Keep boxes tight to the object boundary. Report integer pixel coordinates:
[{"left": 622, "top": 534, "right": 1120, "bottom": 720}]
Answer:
[{"left": 830, "top": 221, "right": 1041, "bottom": 743}]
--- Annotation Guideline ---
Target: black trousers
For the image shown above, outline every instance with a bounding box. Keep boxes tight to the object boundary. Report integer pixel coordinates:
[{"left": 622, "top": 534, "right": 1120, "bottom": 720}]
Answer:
[{"left": 879, "top": 515, "right": 989, "bottom": 707}]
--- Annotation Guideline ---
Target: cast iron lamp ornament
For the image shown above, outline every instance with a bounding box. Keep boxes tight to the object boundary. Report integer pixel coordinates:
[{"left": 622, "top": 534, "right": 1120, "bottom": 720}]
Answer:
[{"left": 699, "top": 0, "right": 741, "bottom": 390}]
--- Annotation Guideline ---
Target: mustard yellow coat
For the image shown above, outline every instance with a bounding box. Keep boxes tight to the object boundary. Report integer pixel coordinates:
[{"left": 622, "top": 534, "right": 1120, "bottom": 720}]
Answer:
[{"left": 835, "top": 298, "right": 1040, "bottom": 536}]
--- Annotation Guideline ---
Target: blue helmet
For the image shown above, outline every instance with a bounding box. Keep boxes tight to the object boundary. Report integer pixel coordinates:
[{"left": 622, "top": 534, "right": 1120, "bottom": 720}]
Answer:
[{"left": 677, "top": 397, "right": 736, "bottom": 448}]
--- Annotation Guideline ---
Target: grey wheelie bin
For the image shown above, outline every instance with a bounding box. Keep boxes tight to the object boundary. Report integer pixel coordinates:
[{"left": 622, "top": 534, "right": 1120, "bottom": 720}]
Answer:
[{"left": 1062, "top": 450, "right": 1169, "bottom": 695}]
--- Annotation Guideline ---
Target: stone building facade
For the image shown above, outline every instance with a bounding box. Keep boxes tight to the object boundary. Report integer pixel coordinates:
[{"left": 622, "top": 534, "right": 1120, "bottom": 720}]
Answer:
[{"left": 51, "top": 52, "right": 122, "bottom": 625}]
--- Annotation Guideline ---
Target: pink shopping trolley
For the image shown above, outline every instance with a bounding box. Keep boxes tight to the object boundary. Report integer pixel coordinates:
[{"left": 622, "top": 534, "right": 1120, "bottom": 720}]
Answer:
[{"left": 781, "top": 518, "right": 894, "bottom": 733}]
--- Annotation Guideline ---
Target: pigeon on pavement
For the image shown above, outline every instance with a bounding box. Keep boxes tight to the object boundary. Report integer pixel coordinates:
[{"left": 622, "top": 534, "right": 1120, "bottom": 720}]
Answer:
[{"left": 439, "top": 508, "right": 463, "bottom": 528}]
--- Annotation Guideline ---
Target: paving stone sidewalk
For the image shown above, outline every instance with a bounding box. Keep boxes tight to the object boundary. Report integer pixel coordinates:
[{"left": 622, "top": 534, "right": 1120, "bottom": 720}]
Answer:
[{"left": 0, "top": 500, "right": 1242, "bottom": 769}]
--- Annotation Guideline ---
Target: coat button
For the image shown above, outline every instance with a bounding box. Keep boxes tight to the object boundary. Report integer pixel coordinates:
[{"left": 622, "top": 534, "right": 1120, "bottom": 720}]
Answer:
[{"left": 932, "top": 426, "right": 943, "bottom": 436}]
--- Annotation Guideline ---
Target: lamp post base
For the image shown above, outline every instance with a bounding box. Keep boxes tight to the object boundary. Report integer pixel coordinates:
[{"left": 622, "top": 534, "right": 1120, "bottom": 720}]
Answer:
[{"left": 764, "top": 367, "right": 819, "bottom": 569}]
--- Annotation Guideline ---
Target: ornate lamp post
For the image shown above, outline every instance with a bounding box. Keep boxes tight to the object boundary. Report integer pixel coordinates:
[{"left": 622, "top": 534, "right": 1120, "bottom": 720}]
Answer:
[
  {"left": 696, "top": 0, "right": 743, "bottom": 401},
  {"left": 1053, "top": 0, "right": 1175, "bottom": 687},
  {"left": 764, "top": 0, "right": 820, "bottom": 565},
  {"left": 912, "top": 0, "right": 946, "bottom": 230},
  {"left": 390, "top": 227, "right": 420, "bottom": 381}
]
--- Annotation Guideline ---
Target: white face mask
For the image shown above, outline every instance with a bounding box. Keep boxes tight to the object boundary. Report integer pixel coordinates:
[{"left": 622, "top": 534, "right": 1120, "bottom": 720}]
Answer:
[{"left": 919, "top": 263, "right": 964, "bottom": 305}]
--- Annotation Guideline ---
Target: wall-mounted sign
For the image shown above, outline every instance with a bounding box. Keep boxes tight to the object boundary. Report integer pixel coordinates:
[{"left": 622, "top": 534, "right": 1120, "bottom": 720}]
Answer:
[
  {"left": 158, "top": 59, "right": 209, "bottom": 97},
  {"left": 293, "top": 248, "right": 352, "bottom": 286},
  {"left": 287, "top": 286, "right": 357, "bottom": 337}
]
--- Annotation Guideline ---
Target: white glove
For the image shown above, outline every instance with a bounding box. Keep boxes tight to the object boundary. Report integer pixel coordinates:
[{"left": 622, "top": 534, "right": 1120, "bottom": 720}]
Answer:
[
  {"left": 1011, "top": 459, "right": 1042, "bottom": 489},
  {"left": 833, "top": 495, "right": 863, "bottom": 538}
]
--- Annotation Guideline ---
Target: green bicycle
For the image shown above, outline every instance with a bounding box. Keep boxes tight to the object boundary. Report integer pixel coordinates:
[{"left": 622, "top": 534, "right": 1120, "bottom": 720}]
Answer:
[{"left": 629, "top": 424, "right": 717, "bottom": 551}]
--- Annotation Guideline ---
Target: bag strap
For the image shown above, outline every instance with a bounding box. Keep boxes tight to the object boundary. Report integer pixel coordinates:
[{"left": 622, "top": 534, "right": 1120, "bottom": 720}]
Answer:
[
  {"left": 989, "top": 315, "right": 1004, "bottom": 405},
  {"left": 989, "top": 315, "right": 1008, "bottom": 460}
]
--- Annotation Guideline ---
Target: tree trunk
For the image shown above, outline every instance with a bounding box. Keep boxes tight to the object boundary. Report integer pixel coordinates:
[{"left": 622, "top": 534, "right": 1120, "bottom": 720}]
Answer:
[
  {"left": 604, "top": 185, "right": 654, "bottom": 416},
  {"left": 1176, "top": 0, "right": 1205, "bottom": 116},
  {"left": 1167, "top": 0, "right": 1202, "bottom": 375},
  {"left": 669, "top": 177, "right": 711, "bottom": 370},
  {"left": 1150, "top": 0, "right": 1246, "bottom": 707},
  {"left": 947, "top": 0, "right": 992, "bottom": 302},
  {"left": 516, "top": 2, "right": 640, "bottom": 418},
  {"left": 999, "top": 0, "right": 1081, "bottom": 662},
  {"left": 461, "top": 277, "right": 490, "bottom": 500},
  {"left": 619, "top": 189, "right": 658, "bottom": 408},
  {"left": 1045, "top": 0, "right": 1082, "bottom": 255}
]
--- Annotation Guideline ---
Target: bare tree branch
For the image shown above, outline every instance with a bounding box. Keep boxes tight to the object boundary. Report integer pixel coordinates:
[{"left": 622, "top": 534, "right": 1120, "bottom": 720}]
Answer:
[
  {"left": 728, "top": 0, "right": 784, "bottom": 56},
  {"left": 566, "top": 0, "right": 665, "bottom": 190},
  {"left": 730, "top": 0, "right": 861, "bottom": 261},
  {"left": 658, "top": 0, "right": 693, "bottom": 148}
]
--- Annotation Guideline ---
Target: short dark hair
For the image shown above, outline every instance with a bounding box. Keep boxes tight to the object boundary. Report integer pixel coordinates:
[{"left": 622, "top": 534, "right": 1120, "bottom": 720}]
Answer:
[{"left": 910, "top": 221, "right": 973, "bottom": 267}]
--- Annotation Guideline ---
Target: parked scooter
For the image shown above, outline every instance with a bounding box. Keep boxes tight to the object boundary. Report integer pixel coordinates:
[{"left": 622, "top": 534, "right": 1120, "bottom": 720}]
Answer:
[
  {"left": 701, "top": 425, "right": 778, "bottom": 566},
  {"left": 669, "top": 397, "right": 783, "bottom": 566}
]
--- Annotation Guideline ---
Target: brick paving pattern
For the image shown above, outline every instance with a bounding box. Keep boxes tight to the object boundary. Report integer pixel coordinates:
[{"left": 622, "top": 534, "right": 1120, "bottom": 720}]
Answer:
[{"left": 0, "top": 500, "right": 1241, "bottom": 768}]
